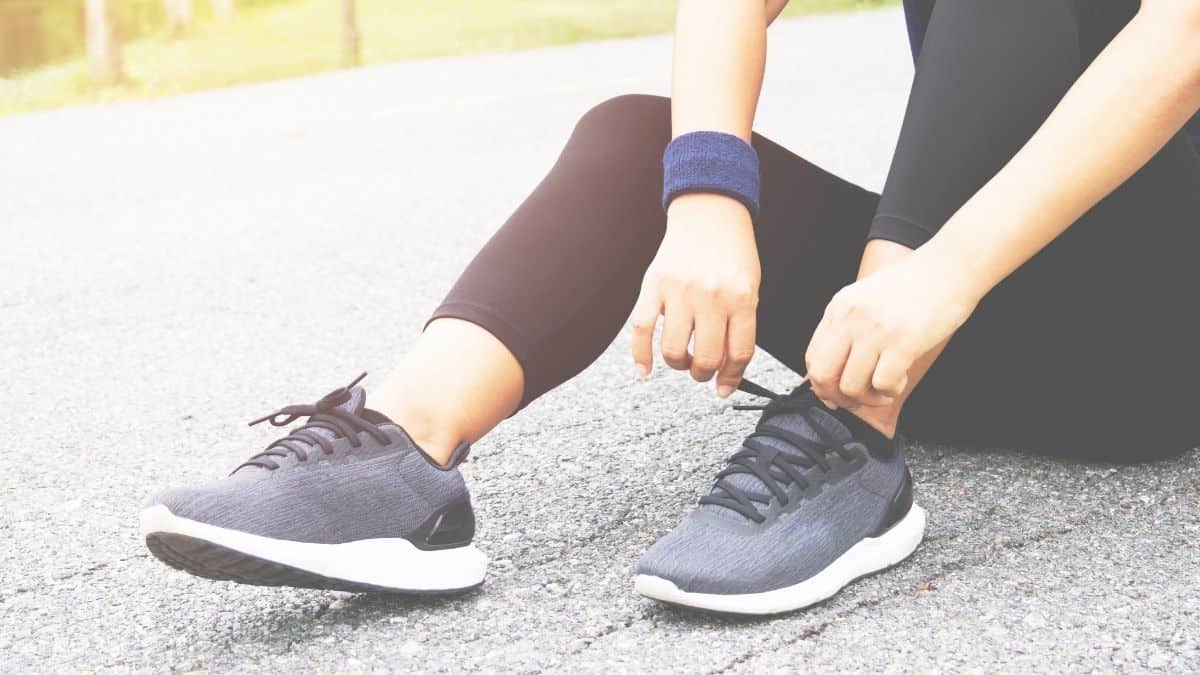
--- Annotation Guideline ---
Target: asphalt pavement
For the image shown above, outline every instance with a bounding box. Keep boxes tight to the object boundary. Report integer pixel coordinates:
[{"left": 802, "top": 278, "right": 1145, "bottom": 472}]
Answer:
[{"left": 2, "top": 8, "right": 1197, "bottom": 672}]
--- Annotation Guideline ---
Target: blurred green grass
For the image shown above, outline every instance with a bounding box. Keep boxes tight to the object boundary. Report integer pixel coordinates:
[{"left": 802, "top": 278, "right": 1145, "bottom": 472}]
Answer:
[{"left": 0, "top": 0, "right": 896, "bottom": 115}]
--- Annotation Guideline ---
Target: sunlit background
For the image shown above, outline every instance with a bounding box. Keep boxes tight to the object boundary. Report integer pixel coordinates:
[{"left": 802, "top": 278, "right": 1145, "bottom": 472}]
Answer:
[{"left": 0, "top": 0, "right": 894, "bottom": 115}]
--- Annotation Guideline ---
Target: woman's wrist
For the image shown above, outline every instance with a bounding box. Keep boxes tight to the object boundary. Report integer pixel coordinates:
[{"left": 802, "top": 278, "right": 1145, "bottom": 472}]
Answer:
[
  {"left": 858, "top": 238, "right": 915, "bottom": 279},
  {"left": 911, "top": 228, "right": 994, "bottom": 308},
  {"left": 666, "top": 192, "right": 755, "bottom": 227}
]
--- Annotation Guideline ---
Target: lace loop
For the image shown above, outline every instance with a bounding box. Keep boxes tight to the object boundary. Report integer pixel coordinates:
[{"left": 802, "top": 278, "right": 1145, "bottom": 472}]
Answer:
[
  {"left": 236, "top": 373, "right": 388, "bottom": 473},
  {"left": 698, "top": 378, "right": 850, "bottom": 522}
]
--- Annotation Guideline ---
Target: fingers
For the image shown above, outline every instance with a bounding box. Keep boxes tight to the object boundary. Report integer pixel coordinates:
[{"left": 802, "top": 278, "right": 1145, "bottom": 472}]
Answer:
[
  {"left": 805, "top": 316, "right": 851, "bottom": 409},
  {"left": 872, "top": 349, "right": 911, "bottom": 398},
  {"left": 715, "top": 308, "right": 756, "bottom": 397},
  {"left": 839, "top": 341, "right": 894, "bottom": 408},
  {"left": 630, "top": 289, "right": 661, "bottom": 378},
  {"left": 630, "top": 283, "right": 741, "bottom": 382},
  {"left": 690, "top": 311, "right": 726, "bottom": 382},
  {"left": 808, "top": 309, "right": 913, "bottom": 408},
  {"left": 659, "top": 299, "right": 694, "bottom": 372}
]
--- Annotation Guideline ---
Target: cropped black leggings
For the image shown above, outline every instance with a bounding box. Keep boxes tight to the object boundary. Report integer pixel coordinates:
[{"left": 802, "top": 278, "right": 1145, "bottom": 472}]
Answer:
[{"left": 432, "top": 0, "right": 1199, "bottom": 461}]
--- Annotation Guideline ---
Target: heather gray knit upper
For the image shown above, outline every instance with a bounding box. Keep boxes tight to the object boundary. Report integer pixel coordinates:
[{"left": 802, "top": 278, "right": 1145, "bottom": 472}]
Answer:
[{"left": 148, "top": 387, "right": 469, "bottom": 544}]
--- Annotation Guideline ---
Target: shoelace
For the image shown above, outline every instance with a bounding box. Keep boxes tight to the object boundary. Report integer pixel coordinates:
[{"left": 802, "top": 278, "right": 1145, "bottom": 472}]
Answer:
[
  {"left": 235, "top": 373, "right": 391, "bottom": 472},
  {"left": 697, "top": 378, "right": 856, "bottom": 523}
]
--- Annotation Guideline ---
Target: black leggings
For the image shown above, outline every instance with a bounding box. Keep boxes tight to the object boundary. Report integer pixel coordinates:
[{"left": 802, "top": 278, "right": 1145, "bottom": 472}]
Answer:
[{"left": 431, "top": 0, "right": 1199, "bottom": 461}]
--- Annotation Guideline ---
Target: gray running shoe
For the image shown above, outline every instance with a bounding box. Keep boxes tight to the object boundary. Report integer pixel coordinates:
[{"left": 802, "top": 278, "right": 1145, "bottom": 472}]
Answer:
[
  {"left": 634, "top": 380, "right": 925, "bottom": 615},
  {"left": 140, "top": 374, "right": 487, "bottom": 594}
]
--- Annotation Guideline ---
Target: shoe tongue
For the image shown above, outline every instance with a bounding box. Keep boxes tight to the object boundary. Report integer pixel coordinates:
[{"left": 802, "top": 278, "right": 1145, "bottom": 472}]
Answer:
[
  {"left": 760, "top": 404, "right": 852, "bottom": 450},
  {"left": 233, "top": 384, "right": 370, "bottom": 477},
  {"left": 699, "top": 401, "right": 853, "bottom": 523},
  {"left": 338, "top": 386, "right": 367, "bottom": 416},
  {"left": 274, "top": 382, "right": 368, "bottom": 444}
]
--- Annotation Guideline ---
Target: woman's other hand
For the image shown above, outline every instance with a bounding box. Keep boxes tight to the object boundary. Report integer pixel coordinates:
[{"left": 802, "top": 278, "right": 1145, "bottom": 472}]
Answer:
[
  {"left": 806, "top": 251, "right": 979, "bottom": 410},
  {"left": 631, "top": 193, "right": 760, "bottom": 398}
]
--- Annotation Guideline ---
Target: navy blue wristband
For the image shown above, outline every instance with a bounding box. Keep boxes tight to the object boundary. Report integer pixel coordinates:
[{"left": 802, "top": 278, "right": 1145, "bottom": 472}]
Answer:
[{"left": 662, "top": 130, "right": 760, "bottom": 219}]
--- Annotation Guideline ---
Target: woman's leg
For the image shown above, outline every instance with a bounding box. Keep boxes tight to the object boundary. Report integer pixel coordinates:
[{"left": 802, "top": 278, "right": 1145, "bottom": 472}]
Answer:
[
  {"left": 810, "top": 0, "right": 1150, "bottom": 441},
  {"left": 372, "top": 94, "right": 881, "bottom": 462},
  {"left": 900, "top": 0, "right": 1199, "bottom": 460},
  {"left": 824, "top": 0, "right": 1197, "bottom": 460},
  {"left": 372, "top": 95, "right": 670, "bottom": 463},
  {"left": 369, "top": 318, "right": 526, "bottom": 464}
]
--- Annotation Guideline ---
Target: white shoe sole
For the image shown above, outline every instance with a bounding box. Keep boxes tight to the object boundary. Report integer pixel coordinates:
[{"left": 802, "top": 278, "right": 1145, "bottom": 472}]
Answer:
[
  {"left": 634, "top": 503, "right": 926, "bottom": 615},
  {"left": 140, "top": 504, "right": 488, "bottom": 593}
]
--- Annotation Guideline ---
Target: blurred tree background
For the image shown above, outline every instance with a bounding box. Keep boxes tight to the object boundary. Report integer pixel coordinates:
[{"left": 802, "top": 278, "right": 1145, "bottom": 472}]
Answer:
[{"left": 0, "top": 0, "right": 895, "bottom": 115}]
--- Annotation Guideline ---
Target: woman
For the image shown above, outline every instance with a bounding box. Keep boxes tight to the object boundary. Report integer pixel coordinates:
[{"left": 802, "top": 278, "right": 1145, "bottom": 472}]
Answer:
[{"left": 140, "top": 0, "right": 1200, "bottom": 615}]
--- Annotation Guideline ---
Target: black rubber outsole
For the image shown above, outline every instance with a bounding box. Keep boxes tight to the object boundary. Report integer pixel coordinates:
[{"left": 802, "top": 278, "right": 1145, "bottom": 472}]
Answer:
[{"left": 144, "top": 532, "right": 482, "bottom": 596}]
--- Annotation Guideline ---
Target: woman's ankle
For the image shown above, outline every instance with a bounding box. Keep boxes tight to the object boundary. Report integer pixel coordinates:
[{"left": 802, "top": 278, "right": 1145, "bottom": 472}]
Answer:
[
  {"left": 844, "top": 405, "right": 900, "bottom": 440},
  {"left": 378, "top": 397, "right": 469, "bottom": 466},
  {"left": 399, "top": 425, "right": 466, "bottom": 467},
  {"left": 369, "top": 318, "right": 526, "bottom": 465}
]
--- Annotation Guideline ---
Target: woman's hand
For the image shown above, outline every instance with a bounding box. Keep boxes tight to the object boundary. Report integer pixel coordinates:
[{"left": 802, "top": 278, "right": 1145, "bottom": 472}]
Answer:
[
  {"left": 631, "top": 193, "right": 760, "bottom": 398},
  {"left": 805, "top": 251, "right": 980, "bottom": 410}
]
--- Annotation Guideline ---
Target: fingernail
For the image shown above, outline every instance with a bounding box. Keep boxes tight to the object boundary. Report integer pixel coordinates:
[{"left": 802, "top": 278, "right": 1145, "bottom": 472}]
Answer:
[
  {"left": 636, "top": 364, "right": 651, "bottom": 378},
  {"left": 717, "top": 385, "right": 734, "bottom": 398}
]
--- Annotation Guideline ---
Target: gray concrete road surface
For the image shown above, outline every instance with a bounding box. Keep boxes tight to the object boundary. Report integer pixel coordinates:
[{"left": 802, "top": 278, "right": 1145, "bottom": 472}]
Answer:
[{"left": 2, "top": 9, "right": 1197, "bottom": 672}]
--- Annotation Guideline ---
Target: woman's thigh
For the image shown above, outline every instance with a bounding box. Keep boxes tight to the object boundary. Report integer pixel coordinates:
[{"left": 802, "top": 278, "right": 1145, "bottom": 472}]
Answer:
[
  {"left": 866, "top": 0, "right": 1199, "bottom": 459},
  {"left": 904, "top": 136, "right": 1200, "bottom": 460}
]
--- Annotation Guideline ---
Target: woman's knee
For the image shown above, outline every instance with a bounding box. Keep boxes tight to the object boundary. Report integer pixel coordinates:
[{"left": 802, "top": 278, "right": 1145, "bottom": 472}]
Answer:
[
  {"left": 544, "top": 94, "right": 673, "bottom": 213},
  {"left": 568, "top": 94, "right": 671, "bottom": 154}
]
